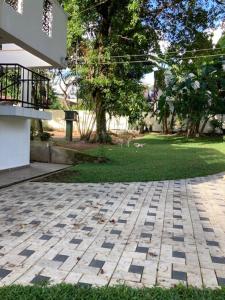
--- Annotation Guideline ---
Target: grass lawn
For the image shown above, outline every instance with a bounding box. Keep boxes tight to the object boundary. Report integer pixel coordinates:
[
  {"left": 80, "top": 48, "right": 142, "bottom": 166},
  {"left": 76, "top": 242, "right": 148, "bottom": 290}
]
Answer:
[
  {"left": 1, "top": 285, "right": 225, "bottom": 300},
  {"left": 42, "top": 134, "right": 225, "bottom": 183}
]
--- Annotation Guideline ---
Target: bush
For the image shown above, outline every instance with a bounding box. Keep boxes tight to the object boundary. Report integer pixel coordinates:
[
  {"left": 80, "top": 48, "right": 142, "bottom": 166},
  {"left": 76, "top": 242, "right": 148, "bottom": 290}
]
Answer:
[
  {"left": 39, "top": 132, "right": 51, "bottom": 141},
  {"left": 210, "top": 119, "right": 223, "bottom": 133}
]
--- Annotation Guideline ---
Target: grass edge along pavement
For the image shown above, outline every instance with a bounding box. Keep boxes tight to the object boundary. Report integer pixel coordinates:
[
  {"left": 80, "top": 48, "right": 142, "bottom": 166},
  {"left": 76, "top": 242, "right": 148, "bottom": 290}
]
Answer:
[{"left": 0, "top": 284, "right": 225, "bottom": 300}]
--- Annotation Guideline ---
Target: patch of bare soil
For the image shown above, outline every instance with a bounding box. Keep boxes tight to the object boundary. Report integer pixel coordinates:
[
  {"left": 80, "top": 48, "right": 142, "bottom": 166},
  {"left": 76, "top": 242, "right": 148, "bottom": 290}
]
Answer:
[
  {"left": 47, "top": 130, "right": 103, "bottom": 151},
  {"left": 54, "top": 140, "right": 102, "bottom": 151},
  {"left": 49, "top": 130, "right": 144, "bottom": 150},
  {"left": 110, "top": 131, "right": 140, "bottom": 145},
  {"left": 48, "top": 130, "right": 80, "bottom": 138}
]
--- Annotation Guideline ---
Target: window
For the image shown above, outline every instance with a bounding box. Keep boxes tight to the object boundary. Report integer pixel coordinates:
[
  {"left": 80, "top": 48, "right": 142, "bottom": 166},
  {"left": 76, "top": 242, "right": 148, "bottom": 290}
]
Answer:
[
  {"left": 5, "top": 0, "right": 23, "bottom": 13},
  {"left": 42, "top": 0, "right": 53, "bottom": 37}
]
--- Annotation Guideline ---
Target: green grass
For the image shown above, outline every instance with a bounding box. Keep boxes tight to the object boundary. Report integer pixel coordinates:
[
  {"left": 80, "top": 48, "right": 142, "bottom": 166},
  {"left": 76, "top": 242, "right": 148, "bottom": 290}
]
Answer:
[
  {"left": 42, "top": 134, "right": 225, "bottom": 183},
  {"left": 1, "top": 284, "right": 225, "bottom": 300}
]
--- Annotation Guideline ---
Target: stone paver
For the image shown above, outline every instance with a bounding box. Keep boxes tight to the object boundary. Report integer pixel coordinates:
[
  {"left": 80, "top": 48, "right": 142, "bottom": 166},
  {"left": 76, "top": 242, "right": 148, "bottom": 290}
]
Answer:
[{"left": 0, "top": 173, "right": 224, "bottom": 287}]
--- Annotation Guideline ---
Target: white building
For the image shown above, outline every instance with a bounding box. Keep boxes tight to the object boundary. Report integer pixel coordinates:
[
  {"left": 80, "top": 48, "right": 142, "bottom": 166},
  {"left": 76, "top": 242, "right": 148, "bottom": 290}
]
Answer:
[{"left": 0, "top": 0, "right": 67, "bottom": 170}]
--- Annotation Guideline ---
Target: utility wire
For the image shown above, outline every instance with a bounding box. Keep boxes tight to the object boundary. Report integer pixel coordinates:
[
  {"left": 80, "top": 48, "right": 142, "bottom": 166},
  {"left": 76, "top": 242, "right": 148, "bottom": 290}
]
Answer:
[
  {"left": 74, "top": 3, "right": 225, "bottom": 64},
  {"left": 109, "top": 47, "right": 225, "bottom": 59},
  {"left": 169, "top": 53, "right": 225, "bottom": 60},
  {"left": 76, "top": 53, "right": 225, "bottom": 65},
  {"left": 74, "top": 47, "right": 225, "bottom": 63},
  {"left": 75, "top": 47, "right": 225, "bottom": 61},
  {"left": 78, "top": 60, "right": 156, "bottom": 65}
]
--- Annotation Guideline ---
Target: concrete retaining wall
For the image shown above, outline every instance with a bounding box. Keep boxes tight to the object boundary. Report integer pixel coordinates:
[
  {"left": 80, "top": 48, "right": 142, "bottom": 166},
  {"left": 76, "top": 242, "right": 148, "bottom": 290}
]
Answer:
[{"left": 30, "top": 141, "right": 99, "bottom": 165}]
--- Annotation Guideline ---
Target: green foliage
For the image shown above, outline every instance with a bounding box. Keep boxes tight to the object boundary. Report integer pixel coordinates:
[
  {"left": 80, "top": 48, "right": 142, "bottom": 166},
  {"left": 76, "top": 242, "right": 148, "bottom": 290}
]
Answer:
[
  {"left": 39, "top": 132, "right": 51, "bottom": 142},
  {"left": 156, "top": 95, "right": 171, "bottom": 132},
  {"left": 151, "top": 3, "right": 225, "bottom": 135},
  {"left": 210, "top": 119, "right": 223, "bottom": 132},
  {"left": 62, "top": 0, "right": 154, "bottom": 127},
  {"left": 49, "top": 97, "right": 64, "bottom": 110},
  {"left": 154, "top": 30, "right": 225, "bottom": 136},
  {"left": 49, "top": 90, "right": 65, "bottom": 110},
  {"left": 173, "top": 60, "right": 225, "bottom": 135},
  {"left": 60, "top": 0, "right": 225, "bottom": 141},
  {"left": 218, "top": 35, "right": 225, "bottom": 49}
]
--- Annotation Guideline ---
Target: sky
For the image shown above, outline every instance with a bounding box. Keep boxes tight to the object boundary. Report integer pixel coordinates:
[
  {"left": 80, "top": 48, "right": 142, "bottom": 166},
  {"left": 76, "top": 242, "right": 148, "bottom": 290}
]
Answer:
[
  {"left": 212, "top": 27, "right": 223, "bottom": 44},
  {"left": 141, "top": 73, "right": 155, "bottom": 87}
]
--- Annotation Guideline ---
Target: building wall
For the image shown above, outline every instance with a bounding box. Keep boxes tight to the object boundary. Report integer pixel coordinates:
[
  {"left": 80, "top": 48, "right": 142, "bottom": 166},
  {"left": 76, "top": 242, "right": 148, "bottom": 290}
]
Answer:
[
  {"left": 0, "top": 117, "right": 30, "bottom": 170},
  {"left": 0, "top": 0, "right": 67, "bottom": 67},
  {"left": 0, "top": 44, "right": 51, "bottom": 68}
]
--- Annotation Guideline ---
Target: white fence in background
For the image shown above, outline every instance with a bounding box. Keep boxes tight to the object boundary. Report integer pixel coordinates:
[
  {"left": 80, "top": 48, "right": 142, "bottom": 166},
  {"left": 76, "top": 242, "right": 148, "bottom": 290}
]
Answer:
[
  {"left": 43, "top": 110, "right": 130, "bottom": 132},
  {"left": 43, "top": 110, "right": 224, "bottom": 134}
]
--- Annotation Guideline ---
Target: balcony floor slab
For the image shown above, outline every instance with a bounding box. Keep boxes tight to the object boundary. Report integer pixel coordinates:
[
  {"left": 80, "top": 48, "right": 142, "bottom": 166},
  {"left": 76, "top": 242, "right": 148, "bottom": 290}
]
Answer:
[{"left": 0, "top": 106, "right": 51, "bottom": 120}]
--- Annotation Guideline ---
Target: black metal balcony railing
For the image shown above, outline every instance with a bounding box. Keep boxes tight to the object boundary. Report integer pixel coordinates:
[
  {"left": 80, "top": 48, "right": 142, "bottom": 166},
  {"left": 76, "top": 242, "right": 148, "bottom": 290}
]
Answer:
[{"left": 0, "top": 64, "right": 50, "bottom": 109}]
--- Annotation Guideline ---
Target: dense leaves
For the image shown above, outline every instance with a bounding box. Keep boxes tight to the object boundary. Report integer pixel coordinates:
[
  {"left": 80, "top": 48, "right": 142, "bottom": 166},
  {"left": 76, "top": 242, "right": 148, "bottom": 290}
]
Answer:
[
  {"left": 59, "top": 0, "right": 225, "bottom": 141},
  {"left": 60, "top": 0, "right": 155, "bottom": 142},
  {"left": 154, "top": 32, "right": 225, "bottom": 136}
]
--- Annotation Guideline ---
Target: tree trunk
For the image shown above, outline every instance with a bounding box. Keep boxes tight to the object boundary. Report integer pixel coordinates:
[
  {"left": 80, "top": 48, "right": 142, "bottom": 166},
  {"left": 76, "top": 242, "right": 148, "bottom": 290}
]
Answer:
[
  {"left": 195, "top": 120, "right": 201, "bottom": 135},
  {"left": 165, "top": 118, "right": 168, "bottom": 134},
  {"left": 186, "top": 118, "right": 190, "bottom": 138},
  {"left": 91, "top": 2, "right": 115, "bottom": 143},
  {"left": 163, "top": 115, "right": 168, "bottom": 134},
  {"left": 200, "top": 116, "right": 212, "bottom": 134},
  {"left": 95, "top": 91, "right": 110, "bottom": 143},
  {"left": 37, "top": 120, "right": 44, "bottom": 135},
  {"left": 190, "top": 123, "right": 195, "bottom": 136},
  {"left": 169, "top": 109, "right": 176, "bottom": 133},
  {"left": 63, "top": 95, "right": 69, "bottom": 110}
]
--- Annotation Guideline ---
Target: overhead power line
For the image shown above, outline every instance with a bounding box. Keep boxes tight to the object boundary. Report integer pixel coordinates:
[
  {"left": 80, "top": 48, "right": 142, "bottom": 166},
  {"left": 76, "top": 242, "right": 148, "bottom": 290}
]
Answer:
[
  {"left": 109, "top": 47, "right": 225, "bottom": 59},
  {"left": 76, "top": 53, "right": 225, "bottom": 66},
  {"left": 78, "top": 60, "right": 156, "bottom": 65},
  {"left": 171, "top": 53, "right": 225, "bottom": 60},
  {"left": 73, "top": 47, "right": 225, "bottom": 64}
]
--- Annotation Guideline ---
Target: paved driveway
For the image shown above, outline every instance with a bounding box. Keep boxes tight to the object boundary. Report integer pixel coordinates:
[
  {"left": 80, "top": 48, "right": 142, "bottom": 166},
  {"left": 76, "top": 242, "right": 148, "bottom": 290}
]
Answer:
[{"left": 0, "top": 173, "right": 224, "bottom": 288}]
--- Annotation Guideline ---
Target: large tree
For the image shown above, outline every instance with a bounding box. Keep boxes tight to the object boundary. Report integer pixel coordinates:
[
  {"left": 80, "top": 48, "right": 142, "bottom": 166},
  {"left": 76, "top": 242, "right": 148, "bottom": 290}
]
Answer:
[{"left": 60, "top": 0, "right": 225, "bottom": 142}]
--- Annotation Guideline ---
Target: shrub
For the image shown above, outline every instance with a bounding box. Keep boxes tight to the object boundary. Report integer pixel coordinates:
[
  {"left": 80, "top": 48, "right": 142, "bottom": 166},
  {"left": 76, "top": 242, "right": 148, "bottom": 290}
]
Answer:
[
  {"left": 210, "top": 119, "right": 223, "bottom": 134},
  {"left": 39, "top": 132, "right": 51, "bottom": 141}
]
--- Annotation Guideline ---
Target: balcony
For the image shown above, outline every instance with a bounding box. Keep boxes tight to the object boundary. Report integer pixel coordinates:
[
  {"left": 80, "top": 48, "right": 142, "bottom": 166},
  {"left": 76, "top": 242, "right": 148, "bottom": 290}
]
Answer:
[
  {"left": 0, "top": 0, "right": 67, "bottom": 68},
  {"left": 0, "top": 63, "right": 50, "bottom": 109}
]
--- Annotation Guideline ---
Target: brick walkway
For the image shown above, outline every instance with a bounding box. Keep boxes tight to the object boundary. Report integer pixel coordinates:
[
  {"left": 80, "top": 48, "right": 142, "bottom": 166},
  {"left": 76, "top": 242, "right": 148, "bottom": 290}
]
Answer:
[{"left": 0, "top": 173, "right": 224, "bottom": 288}]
